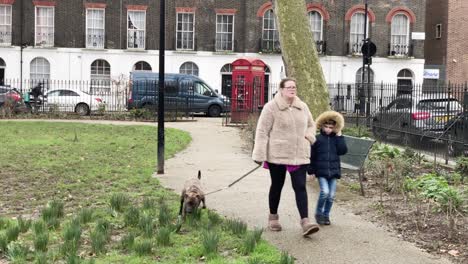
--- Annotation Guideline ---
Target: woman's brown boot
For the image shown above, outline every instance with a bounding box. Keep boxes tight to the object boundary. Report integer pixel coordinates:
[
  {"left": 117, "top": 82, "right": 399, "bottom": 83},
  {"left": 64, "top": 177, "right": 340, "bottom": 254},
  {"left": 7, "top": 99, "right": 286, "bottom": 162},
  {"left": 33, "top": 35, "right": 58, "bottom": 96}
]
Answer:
[
  {"left": 300, "top": 218, "right": 319, "bottom": 236},
  {"left": 268, "top": 214, "right": 282, "bottom": 231}
]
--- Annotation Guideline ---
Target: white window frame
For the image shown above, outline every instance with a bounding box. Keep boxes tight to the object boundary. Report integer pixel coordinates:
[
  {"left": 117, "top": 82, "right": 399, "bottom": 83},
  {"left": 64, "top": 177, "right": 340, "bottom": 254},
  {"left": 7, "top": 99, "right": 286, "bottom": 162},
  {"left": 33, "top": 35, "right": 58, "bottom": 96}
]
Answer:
[
  {"left": 86, "top": 8, "right": 105, "bottom": 49},
  {"left": 133, "top": 61, "right": 152, "bottom": 71},
  {"left": 308, "top": 11, "right": 323, "bottom": 42},
  {"left": 90, "top": 59, "right": 111, "bottom": 92},
  {"left": 215, "top": 14, "right": 235, "bottom": 52},
  {"left": 127, "top": 10, "right": 146, "bottom": 49},
  {"left": 0, "top": 5, "right": 12, "bottom": 46},
  {"left": 390, "top": 14, "right": 410, "bottom": 56},
  {"left": 30, "top": 57, "right": 50, "bottom": 81},
  {"left": 35, "top": 6, "right": 54, "bottom": 47},
  {"left": 262, "top": 9, "right": 280, "bottom": 51},
  {"left": 179, "top": 62, "right": 199, "bottom": 76},
  {"left": 350, "top": 12, "right": 369, "bottom": 55},
  {"left": 176, "top": 12, "right": 195, "bottom": 50}
]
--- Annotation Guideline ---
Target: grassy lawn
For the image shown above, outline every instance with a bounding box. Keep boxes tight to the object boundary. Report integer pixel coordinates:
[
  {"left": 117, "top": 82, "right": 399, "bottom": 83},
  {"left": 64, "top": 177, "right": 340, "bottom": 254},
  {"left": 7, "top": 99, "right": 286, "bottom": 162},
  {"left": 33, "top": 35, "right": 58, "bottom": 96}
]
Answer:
[{"left": 0, "top": 121, "right": 286, "bottom": 264}]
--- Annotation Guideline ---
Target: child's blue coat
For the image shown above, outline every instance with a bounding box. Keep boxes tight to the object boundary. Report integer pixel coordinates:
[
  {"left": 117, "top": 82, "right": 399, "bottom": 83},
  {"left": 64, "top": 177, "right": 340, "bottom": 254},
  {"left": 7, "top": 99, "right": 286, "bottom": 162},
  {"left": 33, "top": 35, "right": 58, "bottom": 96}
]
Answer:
[{"left": 308, "top": 130, "right": 348, "bottom": 179}]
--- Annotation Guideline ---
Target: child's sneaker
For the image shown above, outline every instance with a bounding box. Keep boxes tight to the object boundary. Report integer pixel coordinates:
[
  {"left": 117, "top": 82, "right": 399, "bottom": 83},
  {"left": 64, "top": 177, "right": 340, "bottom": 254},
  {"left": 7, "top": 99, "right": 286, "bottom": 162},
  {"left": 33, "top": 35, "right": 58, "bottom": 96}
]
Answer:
[
  {"left": 315, "top": 214, "right": 326, "bottom": 225},
  {"left": 323, "top": 216, "right": 331, "bottom": 225}
]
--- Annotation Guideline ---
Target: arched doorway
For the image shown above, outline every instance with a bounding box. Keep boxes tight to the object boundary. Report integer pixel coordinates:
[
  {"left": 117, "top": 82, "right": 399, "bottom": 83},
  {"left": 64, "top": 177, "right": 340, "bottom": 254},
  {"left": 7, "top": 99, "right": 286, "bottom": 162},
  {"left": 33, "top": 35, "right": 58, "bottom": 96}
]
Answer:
[
  {"left": 355, "top": 67, "right": 374, "bottom": 114},
  {"left": 220, "top": 63, "right": 232, "bottom": 97},
  {"left": 397, "top": 69, "right": 413, "bottom": 95},
  {"left": 0, "top": 58, "right": 6, "bottom": 85}
]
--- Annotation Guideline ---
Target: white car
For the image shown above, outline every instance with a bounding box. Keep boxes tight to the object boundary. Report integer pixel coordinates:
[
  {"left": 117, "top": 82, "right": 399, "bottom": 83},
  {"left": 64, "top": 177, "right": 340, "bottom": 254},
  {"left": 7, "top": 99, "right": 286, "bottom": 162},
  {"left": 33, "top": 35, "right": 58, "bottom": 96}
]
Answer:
[{"left": 44, "top": 89, "right": 104, "bottom": 116}]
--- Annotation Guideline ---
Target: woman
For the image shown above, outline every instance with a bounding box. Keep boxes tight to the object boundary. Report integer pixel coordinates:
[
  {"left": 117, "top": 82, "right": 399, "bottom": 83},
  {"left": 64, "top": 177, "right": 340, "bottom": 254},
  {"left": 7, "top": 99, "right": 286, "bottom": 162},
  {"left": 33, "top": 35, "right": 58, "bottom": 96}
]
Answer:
[{"left": 252, "top": 77, "right": 319, "bottom": 236}]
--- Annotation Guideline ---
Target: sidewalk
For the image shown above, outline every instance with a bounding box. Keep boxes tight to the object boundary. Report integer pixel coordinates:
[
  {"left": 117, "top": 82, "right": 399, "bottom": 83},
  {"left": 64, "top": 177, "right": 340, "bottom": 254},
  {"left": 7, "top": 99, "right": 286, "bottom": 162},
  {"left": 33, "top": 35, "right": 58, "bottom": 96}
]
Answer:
[
  {"left": 158, "top": 118, "right": 452, "bottom": 264},
  {"left": 2, "top": 118, "right": 452, "bottom": 263}
]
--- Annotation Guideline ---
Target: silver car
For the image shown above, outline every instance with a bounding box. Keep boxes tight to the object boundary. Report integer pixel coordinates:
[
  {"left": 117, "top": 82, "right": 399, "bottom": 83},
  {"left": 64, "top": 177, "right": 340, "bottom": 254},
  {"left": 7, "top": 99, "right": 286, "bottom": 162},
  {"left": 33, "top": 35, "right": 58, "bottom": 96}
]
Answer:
[{"left": 371, "top": 93, "right": 463, "bottom": 142}]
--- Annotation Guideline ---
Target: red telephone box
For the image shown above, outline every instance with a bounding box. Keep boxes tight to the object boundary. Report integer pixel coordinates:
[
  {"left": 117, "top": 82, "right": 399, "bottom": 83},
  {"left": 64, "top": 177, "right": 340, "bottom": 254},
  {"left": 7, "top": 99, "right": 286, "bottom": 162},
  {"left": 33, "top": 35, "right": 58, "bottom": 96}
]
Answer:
[{"left": 231, "top": 58, "right": 266, "bottom": 123}]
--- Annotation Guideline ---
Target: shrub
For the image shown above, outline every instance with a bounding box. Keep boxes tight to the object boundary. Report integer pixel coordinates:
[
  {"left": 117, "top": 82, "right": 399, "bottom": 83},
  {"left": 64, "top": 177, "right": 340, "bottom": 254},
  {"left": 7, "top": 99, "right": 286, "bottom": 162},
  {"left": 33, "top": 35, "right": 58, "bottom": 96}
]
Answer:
[
  {"left": 405, "top": 173, "right": 466, "bottom": 238},
  {"left": 142, "top": 197, "right": 155, "bottom": 211},
  {"left": 0, "top": 217, "right": 9, "bottom": 230},
  {"left": 201, "top": 230, "right": 219, "bottom": 257},
  {"left": 34, "top": 233, "right": 49, "bottom": 252},
  {"left": 279, "top": 251, "right": 295, "bottom": 264},
  {"left": 371, "top": 143, "right": 401, "bottom": 160},
  {"left": 223, "top": 219, "right": 247, "bottom": 236},
  {"left": 133, "top": 239, "right": 152, "bottom": 256},
  {"left": 241, "top": 232, "right": 257, "bottom": 255},
  {"left": 158, "top": 202, "right": 172, "bottom": 227},
  {"left": 34, "top": 252, "right": 48, "bottom": 264},
  {"left": 62, "top": 220, "right": 81, "bottom": 243},
  {"left": 156, "top": 226, "right": 172, "bottom": 247},
  {"left": 109, "top": 193, "right": 130, "bottom": 213},
  {"left": 207, "top": 210, "right": 222, "bottom": 227},
  {"left": 0, "top": 234, "right": 7, "bottom": 253},
  {"left": 120, "top": 232, "right": 135, "bottom": 250},
  {"left": 7, "top": 242, "right": 28, "bottom": 263},
  {"left": 77, "top": 208, "right": 94, "bottom": 224},
  {"left": 90, "top": 230, "right": 106, "bottom": 255},
  {"left": 17, "top": 216, "right": 31, "bottom": 233},
  {"left": 5, "top": 224, "right": 20, "bottom": 243},
  {"left": 33, "top": 220, "right": 47, "bottom": 235},
  {"left": 138, "top": 213, "right": 154, "bottom": 238},
  {"left": 247, "top": 257, "right": 263, "bottom": 264},
  {"left": 124, "top": 207, "right": 140, "bottom": 227},
  {"left": 455, "top": 156, "right": 468, "bottom": 178},
  {"left": 66, "top": 254, "right": 81, "bottom": 264},
  {"left": 95, "top": 219, "right": 111, "bottom": 238}
]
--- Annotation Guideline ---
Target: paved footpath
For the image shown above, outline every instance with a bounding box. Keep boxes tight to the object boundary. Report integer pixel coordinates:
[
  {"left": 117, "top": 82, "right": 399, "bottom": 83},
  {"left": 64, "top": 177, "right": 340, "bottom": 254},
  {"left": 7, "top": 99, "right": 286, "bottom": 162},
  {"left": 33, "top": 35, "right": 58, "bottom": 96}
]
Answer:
[
  {"left": 158, "top": 118, "right": 452, "bottom": 264},
  {"left": 4, "top": 118, "right": 452, "bottom": 264}
]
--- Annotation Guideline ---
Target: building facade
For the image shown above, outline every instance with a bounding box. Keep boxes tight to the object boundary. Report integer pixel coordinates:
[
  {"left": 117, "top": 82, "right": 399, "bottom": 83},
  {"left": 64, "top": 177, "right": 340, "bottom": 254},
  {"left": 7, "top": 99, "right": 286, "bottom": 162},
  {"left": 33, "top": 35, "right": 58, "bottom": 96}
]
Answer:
[
  {"left": 425, "top": 0, "right": 468, "bottom": 85},
  {"left": 0, "top": 0, "right": 425, "bottom": 97}
]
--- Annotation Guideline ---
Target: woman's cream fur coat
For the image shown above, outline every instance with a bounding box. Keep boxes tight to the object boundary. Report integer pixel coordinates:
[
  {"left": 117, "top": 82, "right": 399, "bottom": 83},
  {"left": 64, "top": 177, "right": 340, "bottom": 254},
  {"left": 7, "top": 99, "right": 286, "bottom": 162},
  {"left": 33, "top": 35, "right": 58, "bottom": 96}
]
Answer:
[{"left": 252, "top": 93, "right": 316, "bottom": 165}]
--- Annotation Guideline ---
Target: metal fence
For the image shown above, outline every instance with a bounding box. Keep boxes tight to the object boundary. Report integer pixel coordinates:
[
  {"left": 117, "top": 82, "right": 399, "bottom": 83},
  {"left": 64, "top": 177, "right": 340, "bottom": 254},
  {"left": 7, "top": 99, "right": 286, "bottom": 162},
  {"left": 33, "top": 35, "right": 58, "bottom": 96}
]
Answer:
[
  {"left": 328, "top": 82, "right": 468, "bottom": 159},
  {"left": 223, "top": 81, "right": 468, "bottom": 158},
  {"left": 0, "top": 78, "right": 195, "bottom": 120}
]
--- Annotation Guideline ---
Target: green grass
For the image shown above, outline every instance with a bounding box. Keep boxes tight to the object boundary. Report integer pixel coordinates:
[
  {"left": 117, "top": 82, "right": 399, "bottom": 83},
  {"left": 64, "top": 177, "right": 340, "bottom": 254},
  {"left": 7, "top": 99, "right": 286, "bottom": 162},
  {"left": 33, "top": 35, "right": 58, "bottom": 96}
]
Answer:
[{"left": 0, "top": 121, "right": 286, "bottom": 263}]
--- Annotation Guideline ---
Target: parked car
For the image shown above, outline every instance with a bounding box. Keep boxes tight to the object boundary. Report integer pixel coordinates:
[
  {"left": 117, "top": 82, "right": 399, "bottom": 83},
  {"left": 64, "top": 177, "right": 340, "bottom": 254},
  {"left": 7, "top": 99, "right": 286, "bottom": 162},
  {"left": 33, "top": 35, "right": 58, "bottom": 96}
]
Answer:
[
  {"left": 40, "top": 89, "right": 104, "bottom": 116},
  {"left": 0, "top": 86, "right": 29, "bottom": 114},
  {"left": 127, "top": 71, "right": 229, "bottom": 117},
  {"left": 445, "top": 111, "right": 468, "bottom": 156},
  {"left": 371, "top": 93, "right": 463, "bottom": 143}
]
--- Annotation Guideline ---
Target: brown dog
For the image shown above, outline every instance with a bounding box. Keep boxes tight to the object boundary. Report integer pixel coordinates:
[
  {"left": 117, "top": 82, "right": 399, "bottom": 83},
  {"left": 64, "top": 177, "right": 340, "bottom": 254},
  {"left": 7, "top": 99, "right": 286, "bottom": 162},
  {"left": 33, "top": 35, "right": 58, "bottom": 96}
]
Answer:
[{"left": 179, "top": 170, "right": 206, "bottom": 218}]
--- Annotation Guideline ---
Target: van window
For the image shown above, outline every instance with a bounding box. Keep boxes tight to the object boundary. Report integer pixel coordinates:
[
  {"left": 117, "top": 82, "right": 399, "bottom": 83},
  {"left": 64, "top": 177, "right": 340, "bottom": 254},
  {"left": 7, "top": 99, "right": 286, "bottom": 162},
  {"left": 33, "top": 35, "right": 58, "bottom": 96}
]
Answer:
[
  {"left": 165, "top": 80, "right": 178, "bottom": 95},
  {"left": 194, "top": 82, "right": 212, "bottom": 96}
]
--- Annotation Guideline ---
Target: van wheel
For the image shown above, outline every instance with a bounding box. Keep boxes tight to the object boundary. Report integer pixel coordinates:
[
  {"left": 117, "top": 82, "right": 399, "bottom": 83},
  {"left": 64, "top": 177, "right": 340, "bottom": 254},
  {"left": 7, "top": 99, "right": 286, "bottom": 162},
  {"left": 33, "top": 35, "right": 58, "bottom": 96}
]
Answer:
[{"left": 208, "top": 105, "right": 221, "bottom": 117}]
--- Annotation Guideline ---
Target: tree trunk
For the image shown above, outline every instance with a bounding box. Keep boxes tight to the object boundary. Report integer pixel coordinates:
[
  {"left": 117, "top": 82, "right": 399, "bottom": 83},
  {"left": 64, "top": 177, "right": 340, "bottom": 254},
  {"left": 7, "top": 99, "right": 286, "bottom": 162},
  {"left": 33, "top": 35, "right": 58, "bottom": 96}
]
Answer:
[{"left": 274, "top": 0, "right": 330, "bottom": 117}]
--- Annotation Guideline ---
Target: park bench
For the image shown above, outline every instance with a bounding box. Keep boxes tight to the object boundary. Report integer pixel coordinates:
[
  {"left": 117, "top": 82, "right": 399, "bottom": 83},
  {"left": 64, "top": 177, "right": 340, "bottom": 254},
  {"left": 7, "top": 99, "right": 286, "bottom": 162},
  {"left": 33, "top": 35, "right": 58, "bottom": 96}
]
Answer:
[{"left": 341, "top": 135, "right": 376, "bottom": 196}]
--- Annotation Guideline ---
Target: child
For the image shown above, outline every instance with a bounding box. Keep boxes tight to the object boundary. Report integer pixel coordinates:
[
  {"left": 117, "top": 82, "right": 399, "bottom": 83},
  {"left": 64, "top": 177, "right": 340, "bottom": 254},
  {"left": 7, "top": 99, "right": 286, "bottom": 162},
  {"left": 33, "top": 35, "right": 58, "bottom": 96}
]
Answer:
[{"left": 308, "top": 111, "right": 348, "bottom": 225}]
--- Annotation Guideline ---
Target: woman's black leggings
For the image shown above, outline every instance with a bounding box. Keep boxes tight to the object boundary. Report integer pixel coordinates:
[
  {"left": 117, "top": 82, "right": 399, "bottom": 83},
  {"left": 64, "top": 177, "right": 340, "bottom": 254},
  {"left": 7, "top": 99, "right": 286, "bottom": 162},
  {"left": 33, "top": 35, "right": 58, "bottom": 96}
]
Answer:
[{"left": 268, "top": 163, "right": 308, "bottom": 219}]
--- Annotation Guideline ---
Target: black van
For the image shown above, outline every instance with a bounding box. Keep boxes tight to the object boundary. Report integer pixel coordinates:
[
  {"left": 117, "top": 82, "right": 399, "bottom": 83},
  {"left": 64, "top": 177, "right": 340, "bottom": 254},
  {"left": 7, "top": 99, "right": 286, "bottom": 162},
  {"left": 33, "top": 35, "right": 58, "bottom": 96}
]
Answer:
[{"left": 127, "top": 71, "right": 229, "bottom": 117}]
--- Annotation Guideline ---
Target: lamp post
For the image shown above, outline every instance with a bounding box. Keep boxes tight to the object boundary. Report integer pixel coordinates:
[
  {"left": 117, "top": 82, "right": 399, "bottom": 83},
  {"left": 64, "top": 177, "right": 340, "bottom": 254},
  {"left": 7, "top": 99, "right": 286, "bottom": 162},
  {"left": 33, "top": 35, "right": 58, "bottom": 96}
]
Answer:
[{"left": 157, "top": 0, "right": 165, "bottom": 174}]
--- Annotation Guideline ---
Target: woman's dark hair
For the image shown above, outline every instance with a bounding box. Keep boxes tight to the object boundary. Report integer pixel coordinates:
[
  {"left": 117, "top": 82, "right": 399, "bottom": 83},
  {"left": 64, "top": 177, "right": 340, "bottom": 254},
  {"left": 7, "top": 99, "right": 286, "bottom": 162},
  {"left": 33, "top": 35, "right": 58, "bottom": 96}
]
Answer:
[{"left": 279, "top": 77, "right": 297, "bottom": 88}]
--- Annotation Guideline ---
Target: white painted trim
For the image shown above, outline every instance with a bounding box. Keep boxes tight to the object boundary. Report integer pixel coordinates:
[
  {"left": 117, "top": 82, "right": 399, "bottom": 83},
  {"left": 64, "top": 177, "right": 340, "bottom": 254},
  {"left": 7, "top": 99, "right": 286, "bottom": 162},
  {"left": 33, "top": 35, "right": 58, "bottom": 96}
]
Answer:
[
  {"left": 85, "top": 8, "right": 106, "bottom": 49},
  {"left": 126, "top": 10, "right": 146, "bottom": 50}
]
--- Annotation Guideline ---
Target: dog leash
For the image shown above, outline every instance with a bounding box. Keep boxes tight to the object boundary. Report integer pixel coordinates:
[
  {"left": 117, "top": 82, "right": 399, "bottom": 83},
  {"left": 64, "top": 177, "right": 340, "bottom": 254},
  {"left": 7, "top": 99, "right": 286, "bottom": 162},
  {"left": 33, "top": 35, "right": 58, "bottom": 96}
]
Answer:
[{"left": 204, "top": 164, "right": 262, "bottom": 196}]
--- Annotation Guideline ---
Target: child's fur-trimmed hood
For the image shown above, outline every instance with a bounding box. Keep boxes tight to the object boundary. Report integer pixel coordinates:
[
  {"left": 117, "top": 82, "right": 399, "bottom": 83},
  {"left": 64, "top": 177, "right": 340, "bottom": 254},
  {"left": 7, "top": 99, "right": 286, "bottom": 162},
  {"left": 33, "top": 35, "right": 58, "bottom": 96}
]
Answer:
[{"left": 315, "top": 111, "right": 345, "bottom": 133}]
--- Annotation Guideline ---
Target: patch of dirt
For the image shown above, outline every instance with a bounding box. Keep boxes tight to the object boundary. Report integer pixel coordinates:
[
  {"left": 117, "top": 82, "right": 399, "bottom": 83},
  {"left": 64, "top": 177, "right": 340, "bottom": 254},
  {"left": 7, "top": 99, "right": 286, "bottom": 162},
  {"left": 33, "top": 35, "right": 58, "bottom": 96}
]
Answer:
[{"left": 338, "top": 171, "right": 467, "bottom": 264}]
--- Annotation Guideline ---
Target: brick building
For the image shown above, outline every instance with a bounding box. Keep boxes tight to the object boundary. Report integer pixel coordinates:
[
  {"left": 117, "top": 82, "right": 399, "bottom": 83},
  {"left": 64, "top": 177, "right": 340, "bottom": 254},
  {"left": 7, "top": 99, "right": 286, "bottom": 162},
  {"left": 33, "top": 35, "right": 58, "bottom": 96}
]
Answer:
[
  {"left": 425, "top": 0, "right": 468, "bottom": 85},
  {"left": 0, "top": 0, "right": 425, "bottom": 97}
]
